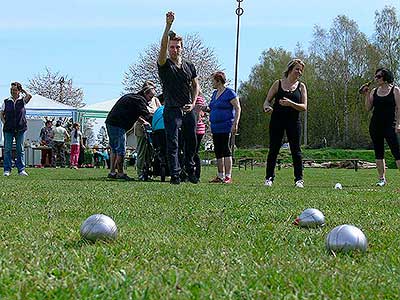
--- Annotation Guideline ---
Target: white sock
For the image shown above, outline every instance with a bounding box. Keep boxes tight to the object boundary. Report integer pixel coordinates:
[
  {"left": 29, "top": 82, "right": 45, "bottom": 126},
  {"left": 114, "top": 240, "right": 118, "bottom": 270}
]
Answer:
[
  {"left": 218, "top": 172, "right": 224, "bottom": 179},
  {"left": 225, "top": 173, "right": 231, "bottom": 178}
]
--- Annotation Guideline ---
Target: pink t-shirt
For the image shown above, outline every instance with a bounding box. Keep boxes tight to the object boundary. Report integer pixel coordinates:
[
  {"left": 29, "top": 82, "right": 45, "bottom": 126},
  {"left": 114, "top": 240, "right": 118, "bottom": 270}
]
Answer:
[{"left": 195, "top": 96, "right": 206, "bottom": 135}]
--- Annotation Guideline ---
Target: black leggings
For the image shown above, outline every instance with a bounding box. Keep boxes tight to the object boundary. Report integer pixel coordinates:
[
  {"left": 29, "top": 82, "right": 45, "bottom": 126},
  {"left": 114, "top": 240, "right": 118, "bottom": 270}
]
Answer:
[
  {"left": 212, "top": 133, "right": 232, "bottom": 159},
  {"left": 194, "top": 134, "right": 204, "bottom": 178},
  {"left": 266, "top": 116, "right": 302, "bottom": 181},
  {"left": 369, "top": 122, "right": 400, "bottom": 160}
]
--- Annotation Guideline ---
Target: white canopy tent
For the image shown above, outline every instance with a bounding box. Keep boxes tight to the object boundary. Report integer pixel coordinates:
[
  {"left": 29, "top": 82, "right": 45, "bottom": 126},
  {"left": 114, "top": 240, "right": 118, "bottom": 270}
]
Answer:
[
  {"left": 77, "top": 97, "right": 137, "bottom": 147},
  {"left": 26, "top": 94, "right": 77, "bottom": 118},
  {"left": 77, "top": 98, "right": 118, "bottom": 119},
  {"left": 0, "top": 94, "right": 77, "bottom": 145},
  {"left": 0, "top": 94, "right": 77, "bottom": 166}
]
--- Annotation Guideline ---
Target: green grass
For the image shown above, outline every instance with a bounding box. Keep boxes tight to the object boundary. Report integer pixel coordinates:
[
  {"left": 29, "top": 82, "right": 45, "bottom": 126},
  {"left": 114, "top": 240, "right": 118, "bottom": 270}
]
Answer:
[{"left": 1, "top": 167, "right": 400, "bottom": 299}]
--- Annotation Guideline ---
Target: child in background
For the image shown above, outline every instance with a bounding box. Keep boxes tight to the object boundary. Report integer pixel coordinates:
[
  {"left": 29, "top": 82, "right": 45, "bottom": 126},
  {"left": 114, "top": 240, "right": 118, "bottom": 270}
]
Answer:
[
  {"left": 194, "top": 92, "right": 206, "bottom": 181},
  {"left": 70, "top": 123, "right": 85, "bottom": 169}
]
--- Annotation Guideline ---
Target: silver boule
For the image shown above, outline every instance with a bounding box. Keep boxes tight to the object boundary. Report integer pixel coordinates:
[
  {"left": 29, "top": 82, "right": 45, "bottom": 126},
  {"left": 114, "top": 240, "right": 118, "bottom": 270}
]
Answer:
[
  {"left": 326, "top": 224, "right": 367, "bottom": 253},
  {"left": 80, "top": 214, "right": 118, "bottom": 242},
  {"left": 334, "top": 183, "right": 343, "bottom": 190},
  {"left": 298, "top": 208, "right": 325, "bottom": 228}
]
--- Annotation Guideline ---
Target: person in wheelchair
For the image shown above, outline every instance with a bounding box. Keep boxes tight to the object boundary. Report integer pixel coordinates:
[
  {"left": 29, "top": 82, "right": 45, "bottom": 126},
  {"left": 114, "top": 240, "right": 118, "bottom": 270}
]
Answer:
[
  {"left": 134, "top": 94, "right": 161, "bottom": 181},
  {"left": 151, "top": 97, "right": 169, "bottom": 181}
]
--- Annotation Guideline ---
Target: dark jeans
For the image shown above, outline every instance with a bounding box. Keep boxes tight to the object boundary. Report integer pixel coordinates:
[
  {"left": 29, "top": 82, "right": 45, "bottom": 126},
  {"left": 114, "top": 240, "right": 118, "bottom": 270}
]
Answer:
[
  {"left": 163, "top": 107, "right": 197, "bottom": 177},
  {"left": 51, "top": 141, "right": 66, "bottom": 167},
  {"left": 266, "top": 115, "right": 302, "bottom": 182}
]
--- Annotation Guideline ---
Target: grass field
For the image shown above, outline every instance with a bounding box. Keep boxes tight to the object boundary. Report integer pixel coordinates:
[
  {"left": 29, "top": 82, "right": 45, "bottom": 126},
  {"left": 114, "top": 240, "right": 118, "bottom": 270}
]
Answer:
[{"left": 0, "top": 166, "right": 400, "bottom": 299}]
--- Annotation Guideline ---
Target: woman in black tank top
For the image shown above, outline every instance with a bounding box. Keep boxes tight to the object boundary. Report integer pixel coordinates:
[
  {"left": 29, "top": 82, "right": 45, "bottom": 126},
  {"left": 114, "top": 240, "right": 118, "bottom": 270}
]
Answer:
[
  {"left": 262, "top": 59, "right": 308, "bottom": 188},
  {"left": 361, "top": 68, "right": 400, "bottom": 186}
]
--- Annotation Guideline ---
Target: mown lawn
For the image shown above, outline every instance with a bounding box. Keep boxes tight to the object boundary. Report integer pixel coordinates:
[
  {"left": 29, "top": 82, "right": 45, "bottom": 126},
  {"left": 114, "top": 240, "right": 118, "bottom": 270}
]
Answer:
[{"left": 0, "top": 166, "right": 399, "bottom": 299}]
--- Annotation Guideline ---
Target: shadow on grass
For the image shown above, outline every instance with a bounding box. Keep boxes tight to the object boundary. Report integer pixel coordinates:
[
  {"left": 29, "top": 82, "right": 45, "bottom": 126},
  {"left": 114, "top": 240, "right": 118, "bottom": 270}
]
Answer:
[
  {"left": 44, "top": 177, "right": 168, "bottom": 183},
  {"left": 64, "top": 238, "right": 117, "bottom": 249},
  {"left": 64, "top": 238, "right": 93, "bottom": 249}
]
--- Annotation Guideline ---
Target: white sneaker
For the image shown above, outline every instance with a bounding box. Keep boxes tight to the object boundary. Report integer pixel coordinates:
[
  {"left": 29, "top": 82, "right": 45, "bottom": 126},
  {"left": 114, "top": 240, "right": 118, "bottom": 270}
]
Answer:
[
  {"left": 264, "top": 178, "right": 273, "bottom": 187},
  {"left": 18, "top": 170, "right": 29, "bottom": 176},
  {"left": 3, "top": 171, "right": 10, "bottom": 177},
  {"left": 376, "top": 178, "right": 386, "bottom": 187},
  {"left": 295, "top": 180, "right": 304, "bottom": 188}
]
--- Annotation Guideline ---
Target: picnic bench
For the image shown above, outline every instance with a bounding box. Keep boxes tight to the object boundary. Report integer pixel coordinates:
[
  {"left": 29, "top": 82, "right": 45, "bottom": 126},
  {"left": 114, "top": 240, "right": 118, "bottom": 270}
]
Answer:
[
  {"left": 302, "top": 158, "right": 360, "bottom": 171},
  {"left": 238, "top": 157, "right": 256, "bottom": 170}
]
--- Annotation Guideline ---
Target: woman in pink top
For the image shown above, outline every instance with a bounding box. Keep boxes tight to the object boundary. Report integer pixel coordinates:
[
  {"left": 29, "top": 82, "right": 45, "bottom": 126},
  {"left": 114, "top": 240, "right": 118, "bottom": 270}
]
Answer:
[{"left": 194, "top": 92, "right": 206, "bottom": 180}]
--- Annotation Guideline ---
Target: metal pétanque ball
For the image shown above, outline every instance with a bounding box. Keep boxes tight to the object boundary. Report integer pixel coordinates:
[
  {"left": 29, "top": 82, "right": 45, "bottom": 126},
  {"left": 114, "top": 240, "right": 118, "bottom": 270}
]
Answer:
[
  {"left": 334, "top": 183, "right": 343, "bottom": 190},
  {"left": 80, "top": 214, "right": 118, "bottom": 242},
  {"left": 298, "top": 208, "right": 325, "bottom": 228},
  {"left": 326, "top": 224, "right": 368, "bottom": 253}
]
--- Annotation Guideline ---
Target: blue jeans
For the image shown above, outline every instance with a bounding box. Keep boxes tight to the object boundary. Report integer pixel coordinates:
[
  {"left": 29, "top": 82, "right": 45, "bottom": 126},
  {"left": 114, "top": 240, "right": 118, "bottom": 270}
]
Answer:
[
  {"left": 106, "top": 124, "right": 126, "bottom": 156},
  {"left": 3, "top": 131, "right": 26, "bottom": 172},
  {"left": 163, "top": 107, "right": 197, "bottom": 177}
]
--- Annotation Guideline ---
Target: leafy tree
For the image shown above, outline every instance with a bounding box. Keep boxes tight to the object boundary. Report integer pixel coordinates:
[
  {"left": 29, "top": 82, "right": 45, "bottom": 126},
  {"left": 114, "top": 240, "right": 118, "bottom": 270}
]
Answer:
[
  {"left": 309, "top": 15, "right": 371, "bottom": 147},
  {"left": 122, "top": 33, "right": 221, "bottom": 99},
  {"left": 374, "top": 6, "right": 400, "bottom": 82},
  {"left": 238, "top": 48, "right": 292, "bottom": 147},
  {"left": 28, "top": 67, "right": 84, "bottom": 108},
  {"left": 82, "top": 118, "right": 95, "bottom": 146},
  {"left": 96, "top": 126, "right": 109, "bottom": 148}
]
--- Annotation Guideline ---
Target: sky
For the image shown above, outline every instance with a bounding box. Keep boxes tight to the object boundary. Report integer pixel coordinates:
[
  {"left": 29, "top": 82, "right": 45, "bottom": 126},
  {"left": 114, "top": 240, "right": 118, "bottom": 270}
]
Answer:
[{"left": 0, "top": 0, "right": 399, "bottom": 105}]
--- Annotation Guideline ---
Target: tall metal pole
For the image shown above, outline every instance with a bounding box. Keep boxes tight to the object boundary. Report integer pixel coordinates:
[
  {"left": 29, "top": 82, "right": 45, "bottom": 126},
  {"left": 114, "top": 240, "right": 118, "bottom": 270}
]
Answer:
[
  {"left": 59, "top": 76, "right": 65, "bottom": 103},
  {"left": 234, "top": 0, "right": 244, "bottom": 93}
]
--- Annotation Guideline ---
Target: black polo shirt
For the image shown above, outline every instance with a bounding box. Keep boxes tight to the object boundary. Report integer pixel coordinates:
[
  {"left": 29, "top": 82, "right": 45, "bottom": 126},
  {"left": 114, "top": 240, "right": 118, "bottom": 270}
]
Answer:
[
  {"left": 105, "top": 92, "right": 150, "bottom": 131},
  {"left": 157, "top": 58, "right": 197, "bottom": 108}
]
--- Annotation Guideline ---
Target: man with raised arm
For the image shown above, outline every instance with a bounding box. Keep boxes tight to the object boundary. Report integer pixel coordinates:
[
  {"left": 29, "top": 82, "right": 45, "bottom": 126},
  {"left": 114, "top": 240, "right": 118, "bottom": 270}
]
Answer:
[{"left": 158, "top": 11, "right": 200, "bottom": 185}]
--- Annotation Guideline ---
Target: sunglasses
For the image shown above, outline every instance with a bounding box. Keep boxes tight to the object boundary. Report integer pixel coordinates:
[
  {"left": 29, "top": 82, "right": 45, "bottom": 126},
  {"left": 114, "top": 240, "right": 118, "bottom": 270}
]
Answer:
[{"left": 375, "top": 74, "right": 383, "bottom": 79}]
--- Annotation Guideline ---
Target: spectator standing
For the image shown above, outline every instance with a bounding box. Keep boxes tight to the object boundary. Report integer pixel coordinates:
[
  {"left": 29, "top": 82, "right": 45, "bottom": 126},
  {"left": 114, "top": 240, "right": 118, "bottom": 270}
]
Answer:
[
  {"left": 70, "top": 122, "right": 85, "bottom": 169},
  {"left": 263, "top": 59, "right": 307, "bottom": 188},
  {"left": 206, "top": 72, "right": 241, "bottom": 184},
  {"left": 361, "top": 68, "right": 400, "bottom": 186},
  {"left": 51, "top": 120, "right": 70, "bottom": 168},
  {"left": 0, "top": 82, "right": 32, "bottom": 176},
  {"left": 39, "top": 120, "right": 54, "bottom": 167},
  {"left": 194, "top": 93, "right": 206, "bottom": 181}
]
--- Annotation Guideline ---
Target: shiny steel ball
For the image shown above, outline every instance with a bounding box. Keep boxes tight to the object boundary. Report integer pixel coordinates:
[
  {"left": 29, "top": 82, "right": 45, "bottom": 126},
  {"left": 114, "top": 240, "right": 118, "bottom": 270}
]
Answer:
[
  {"left": 334, "top": 183, "right": 343, "bottom": 190},
  {"left": 80, "top": 214, "right": 118, "bottom": 242},
  {"left": 296, "top": 208, "right": 325, "bottom": 228},
  {"left": 326, "top": 224, "right": 367, "bottom": 253}
]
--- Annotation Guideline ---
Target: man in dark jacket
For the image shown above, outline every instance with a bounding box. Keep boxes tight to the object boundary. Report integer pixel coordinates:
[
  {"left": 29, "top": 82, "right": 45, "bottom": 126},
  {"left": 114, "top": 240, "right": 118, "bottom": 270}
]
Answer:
[{"left": 105, "top": 81, "right": 155, "bottom": 180}]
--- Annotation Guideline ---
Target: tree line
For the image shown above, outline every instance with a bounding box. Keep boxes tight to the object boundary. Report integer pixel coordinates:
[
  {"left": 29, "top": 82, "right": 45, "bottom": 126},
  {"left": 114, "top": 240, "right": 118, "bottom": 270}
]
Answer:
[
  {"left": 26, "top": 6, "right": 399, "bottom": 150},
  {"left": 238, "top": 6, "right": 400, "bottom": 149}
]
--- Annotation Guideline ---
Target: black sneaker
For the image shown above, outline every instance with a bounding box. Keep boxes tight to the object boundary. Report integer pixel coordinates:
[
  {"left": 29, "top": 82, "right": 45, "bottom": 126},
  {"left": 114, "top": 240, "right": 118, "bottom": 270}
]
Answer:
[
  {"left": 138, "top": 174, "right": 151, "bottom": 182},
  {"left": 188, "top": 174, "right": 199, "bottom": 184},
  {"left": 170, "top": 175, "right": 181, "bottom": 185},
  {"left": 107, "top": 173, "right": 117, "bottom": 179}
]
